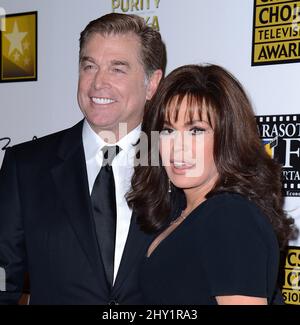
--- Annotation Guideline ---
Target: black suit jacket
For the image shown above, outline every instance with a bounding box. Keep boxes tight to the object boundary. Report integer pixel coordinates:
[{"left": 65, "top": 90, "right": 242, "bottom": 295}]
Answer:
[{"left": 0, "top": 121, "right": 153, "bottom": 304}]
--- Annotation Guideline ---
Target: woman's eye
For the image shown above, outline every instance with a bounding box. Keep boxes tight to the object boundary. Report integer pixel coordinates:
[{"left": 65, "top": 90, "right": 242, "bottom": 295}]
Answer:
[
  {"left": 160, "top": 128, "right": 174, "bottom": 135},
  {"left": 189, "top": 127, "right": 205, "bottom": 135}
]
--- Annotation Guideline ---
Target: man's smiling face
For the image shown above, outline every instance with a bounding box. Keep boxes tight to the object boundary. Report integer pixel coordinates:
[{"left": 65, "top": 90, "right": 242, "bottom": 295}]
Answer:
[{"left": 77, "top": 32, "right": 152, "bottom": 138}]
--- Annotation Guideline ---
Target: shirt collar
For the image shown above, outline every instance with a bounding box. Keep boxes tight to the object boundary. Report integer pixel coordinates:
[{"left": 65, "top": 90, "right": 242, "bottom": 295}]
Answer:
[{"left": 82, "top": 119, "right": 141, "bottom": 160}]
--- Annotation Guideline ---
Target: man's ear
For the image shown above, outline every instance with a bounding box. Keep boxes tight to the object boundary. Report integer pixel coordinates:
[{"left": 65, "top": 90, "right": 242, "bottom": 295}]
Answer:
[{"left": 146, "top": 69, "right": 163, "bottom": 100}]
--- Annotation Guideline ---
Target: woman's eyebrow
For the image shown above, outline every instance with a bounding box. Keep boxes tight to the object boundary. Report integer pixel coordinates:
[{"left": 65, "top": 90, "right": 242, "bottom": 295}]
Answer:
[{"left": 184, "top": 120, "right": 209, "bottom": 127}]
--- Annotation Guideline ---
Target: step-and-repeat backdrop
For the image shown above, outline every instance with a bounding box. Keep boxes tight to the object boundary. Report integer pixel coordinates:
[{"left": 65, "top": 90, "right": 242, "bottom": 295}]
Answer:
[{"left": 0, "top": 0, "right": 299, "bottom": 304}]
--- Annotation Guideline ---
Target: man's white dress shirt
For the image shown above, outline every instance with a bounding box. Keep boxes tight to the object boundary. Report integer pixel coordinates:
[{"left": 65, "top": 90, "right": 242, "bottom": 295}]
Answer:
[{"left": 82, "top": 119, "right": 140, "bottom": 283}]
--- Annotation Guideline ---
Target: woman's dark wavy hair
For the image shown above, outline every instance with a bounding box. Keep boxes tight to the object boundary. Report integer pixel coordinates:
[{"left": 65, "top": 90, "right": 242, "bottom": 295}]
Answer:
[{"left": 127, "top": 64, "right": 297, "bottom": 249}]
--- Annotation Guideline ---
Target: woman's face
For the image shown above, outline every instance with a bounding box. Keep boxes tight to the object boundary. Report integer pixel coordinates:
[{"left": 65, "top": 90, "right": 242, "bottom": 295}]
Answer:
[{"left": 159, "top": 96, "right": 219, "bottom": 193}]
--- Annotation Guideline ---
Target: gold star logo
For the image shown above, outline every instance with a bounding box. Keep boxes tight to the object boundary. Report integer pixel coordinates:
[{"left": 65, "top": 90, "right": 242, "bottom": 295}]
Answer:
[
  {"left": 13, "top": 52, "right": 20, "bottom": 62},
  {"left": 1, "top": 11, "right": 37, "bottom": 81},
  {"left": 23, "top": 40, "right": 30, "bottom": 50},
  {"left": 24, "top": 57, "right": 30, "bottom": 66},
  {"left": 4, "top": 21, "right": 28, "bottom": 56}
]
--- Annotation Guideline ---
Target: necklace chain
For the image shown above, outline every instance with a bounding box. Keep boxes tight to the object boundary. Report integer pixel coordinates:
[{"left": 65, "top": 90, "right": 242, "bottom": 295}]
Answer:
[
  {"left": 169, "top": 198, "right": 206, "bottom": 226},
  {"left": 170, "top": 210, "right": 187, "bottom": 225}
]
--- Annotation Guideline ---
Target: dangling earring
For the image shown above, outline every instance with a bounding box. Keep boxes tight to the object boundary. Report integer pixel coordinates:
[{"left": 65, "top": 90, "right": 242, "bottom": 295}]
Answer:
[{"left": 168, "top": 179, "right": 172, "bottom": 193}]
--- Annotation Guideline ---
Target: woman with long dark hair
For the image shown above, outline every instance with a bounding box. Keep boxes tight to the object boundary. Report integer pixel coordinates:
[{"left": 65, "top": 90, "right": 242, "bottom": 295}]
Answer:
[{"left": 127, "top": 64, "right": 297, "bottom": 304}]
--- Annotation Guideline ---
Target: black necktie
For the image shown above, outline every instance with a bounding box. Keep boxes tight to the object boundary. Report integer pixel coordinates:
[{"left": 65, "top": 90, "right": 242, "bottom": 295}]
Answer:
[{"left": 91, "top": 145, "right": 120, "bottom": 287}]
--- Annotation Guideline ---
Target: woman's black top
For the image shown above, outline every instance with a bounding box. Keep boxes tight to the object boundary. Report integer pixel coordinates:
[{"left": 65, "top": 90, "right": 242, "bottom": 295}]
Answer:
[{"left": 140, "top": 192, "right": 280, "bottom": 305}]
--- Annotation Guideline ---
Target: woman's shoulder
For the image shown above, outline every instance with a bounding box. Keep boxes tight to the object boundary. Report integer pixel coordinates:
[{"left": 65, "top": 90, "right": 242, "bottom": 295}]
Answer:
[
  {"left": 205, "top": 191, "right": 262, "bottom": 216},
  {"left": 191, "top": 192, "right": 279, "bottom": 255},
  {"left": 199, "top": 192, "right": 276, "bottom": 239},
  {"left": 207, "top": 191, "right": 253, "bottom": 204}
]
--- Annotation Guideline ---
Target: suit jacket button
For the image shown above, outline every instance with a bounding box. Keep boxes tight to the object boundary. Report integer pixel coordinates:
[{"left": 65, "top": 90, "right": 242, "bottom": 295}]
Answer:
[{"left": 109, "top": 300, "right": 118, "bottom": 305}]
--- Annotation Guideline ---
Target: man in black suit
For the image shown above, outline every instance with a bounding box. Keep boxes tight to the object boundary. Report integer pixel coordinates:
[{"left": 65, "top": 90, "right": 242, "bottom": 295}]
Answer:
[{"left": 0, "top": 13, "right": 166, "bottom": 304}]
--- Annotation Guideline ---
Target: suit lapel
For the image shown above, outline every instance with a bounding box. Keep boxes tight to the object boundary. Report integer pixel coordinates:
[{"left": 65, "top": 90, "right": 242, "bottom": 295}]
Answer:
[
  {"left": 112, "top": 212, "right": 153, "bottom": 293},
  {"left": 51, "top": 121, "right": 106, "bottom": 287}
]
